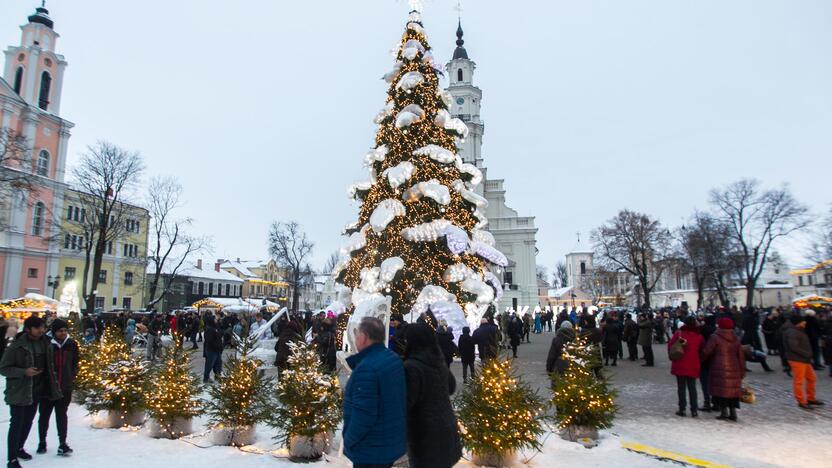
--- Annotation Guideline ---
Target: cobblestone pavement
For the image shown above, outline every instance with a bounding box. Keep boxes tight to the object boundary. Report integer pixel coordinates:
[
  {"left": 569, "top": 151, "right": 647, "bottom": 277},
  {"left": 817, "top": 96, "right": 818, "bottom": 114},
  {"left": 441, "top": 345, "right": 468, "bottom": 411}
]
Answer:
[{"left": 181, "top": 331, "right": 832, "bottom": 467}]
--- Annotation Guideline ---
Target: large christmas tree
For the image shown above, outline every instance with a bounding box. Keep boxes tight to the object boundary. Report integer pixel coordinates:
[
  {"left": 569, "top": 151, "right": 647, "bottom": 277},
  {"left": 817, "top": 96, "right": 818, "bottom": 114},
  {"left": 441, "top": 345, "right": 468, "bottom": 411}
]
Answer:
[{"left": 332, "top": 4, "right": 506, "bottom": 324}]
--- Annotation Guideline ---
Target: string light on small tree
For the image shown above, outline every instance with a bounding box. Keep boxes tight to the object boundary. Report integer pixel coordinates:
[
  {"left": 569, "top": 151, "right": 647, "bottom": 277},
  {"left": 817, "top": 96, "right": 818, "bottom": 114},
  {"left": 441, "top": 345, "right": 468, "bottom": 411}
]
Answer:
[
  {"left": 550, "top": 331, "right": 617, "bottom": 434},
  {"left": 455, "top": 356, "right": 547, "bottom": 459},
  {"left": 146, "top": 336, "right": 203, "bottom": 439},
  {"left": 268, "top": 341, "right": 342, "bottom": 458}
]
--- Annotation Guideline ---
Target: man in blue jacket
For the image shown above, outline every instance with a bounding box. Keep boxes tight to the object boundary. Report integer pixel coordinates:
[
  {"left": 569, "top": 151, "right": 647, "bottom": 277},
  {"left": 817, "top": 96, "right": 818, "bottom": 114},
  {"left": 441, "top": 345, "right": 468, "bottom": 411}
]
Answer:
[{"left": 343, "top": 317, "right": 406, "bottom": 468}]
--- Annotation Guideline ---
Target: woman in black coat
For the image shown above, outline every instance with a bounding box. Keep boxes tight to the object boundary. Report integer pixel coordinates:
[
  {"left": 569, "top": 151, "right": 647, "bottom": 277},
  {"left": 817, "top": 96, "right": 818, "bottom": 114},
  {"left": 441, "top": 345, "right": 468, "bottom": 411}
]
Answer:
[
  {"left": 601, "top": 316, "right": 621, "bottom": 366},
  {"left": 435, "top": 325, "right": 458, "bottom": 368},
  {"left": 403, "top": 323, "right": 462, "bottom": 468},
  {"left": 761, "top": 312, "right": 780, "bottom": 355}
]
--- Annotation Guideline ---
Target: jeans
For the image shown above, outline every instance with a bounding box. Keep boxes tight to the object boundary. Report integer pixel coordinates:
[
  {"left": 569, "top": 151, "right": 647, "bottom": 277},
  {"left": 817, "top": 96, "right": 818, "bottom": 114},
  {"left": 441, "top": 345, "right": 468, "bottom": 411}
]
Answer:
[
  {"left": 38, "top": 392, "right": 72, "bottom": 446},
  {"left": 642, "top": 344, "right": 654, "bottom": 366},
  {"left": 204, "top": 351, "right": 222, "bottom": 381},
  {"left": 676, "top": 376, "right": 698, "bottom": 411},
  {"left": 7, "top": 402, "right": 38, "bottom": 462},
  {"left": 462, "top": 361, "right": 475, "bottom": 383},
  {"left": 146, "top": 334, "right": 160, "bottom": 361}
]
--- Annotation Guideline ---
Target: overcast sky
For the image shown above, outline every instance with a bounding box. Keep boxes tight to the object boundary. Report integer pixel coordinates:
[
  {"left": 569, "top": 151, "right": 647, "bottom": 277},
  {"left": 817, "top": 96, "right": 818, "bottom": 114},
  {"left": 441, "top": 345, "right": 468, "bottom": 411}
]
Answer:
[{"left": 2, "top": 0, "right": 830, "bottom": 273}]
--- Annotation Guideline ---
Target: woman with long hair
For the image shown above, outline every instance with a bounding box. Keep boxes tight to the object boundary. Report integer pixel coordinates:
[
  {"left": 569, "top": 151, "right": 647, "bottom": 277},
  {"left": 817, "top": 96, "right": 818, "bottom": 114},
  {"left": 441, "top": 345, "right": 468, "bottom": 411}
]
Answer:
[{"left": 403, "top": 323, "right": 462, "bottom": 468}]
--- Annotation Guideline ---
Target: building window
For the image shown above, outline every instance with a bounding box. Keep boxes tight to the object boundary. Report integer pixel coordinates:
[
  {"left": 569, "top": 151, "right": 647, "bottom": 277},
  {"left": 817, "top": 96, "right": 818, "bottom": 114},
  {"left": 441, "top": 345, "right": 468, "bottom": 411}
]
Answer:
[
  {"left": 504, "top": 271, "right": 514, "bottom": 285},
  {"left": 36, "top": 150, "right": 49, "bottom": 176},
  {"left": 209, "top": 283, "right": 214, "bottom": 295},
  {"left": 64, "top": 267, "right": 76, "bottom": 280},
  {"left": 38, "top": 71, "right": 51, "bottom": 110},
  {"left": 798, "top": 276, "right": 804, "bottom": 286},
  {"left": 27, "top": 268, "right": 38, "bottom": 278},
  {"left": 225, "top": 284, "right": 230, "bottom": 296},
  {"left": 98, "top": 270, "right": 107, "bottom": 284},
  {"left": 198, "top": 282, "right": 204, "bottom": 295},
  {"left": 808, "top": 275, "right": 814, "bottom": 286},
  {"left": 457, "top": 68, "right": 463, "bottom": 82},
  {"left": 580, "top": 262, "right": 586, "bottom": 275},
  {"left": 13, "top": 66, "right": 23, "bottom": 94},
  {"left": 106, "top": 241, "right": 113, "bottom": 255},
  {"left": 31, "top": 202, "right": 45, "bottom": 235},
  {"left": 112, "top": 297, "right": 117, "bottom": 306},
  {"left": 124, "top": 271, "right": 133, "bottom": 286},
  {"left": 122, "top": 297, "right": 132, "bottom": 309},
  {"left": 94, "top": 297, "right": 105, "bottom": 310}
]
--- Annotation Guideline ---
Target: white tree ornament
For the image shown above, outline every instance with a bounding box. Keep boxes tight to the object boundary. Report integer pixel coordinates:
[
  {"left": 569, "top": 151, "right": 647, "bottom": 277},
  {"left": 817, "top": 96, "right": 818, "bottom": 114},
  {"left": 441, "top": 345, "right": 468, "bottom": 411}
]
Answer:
[
  {"left": 442, "top": 224, "right": 470, "bottom": 255},
  {"left": 395, "top": 71, "right": 424, "bottom": 92},
  {"left": 402, "top": 179, "right": 451, "bottom": 205},
  {"left": 364, "top": 145, "right": 388, "bottom": 166},
  {"left": 452, "top": 180, "right": 488, "bottom": 209},
  {"left": 339, "top": 229, "right": 367, "bottom": 256},
  {"left": 380, "top": 257, "right": 405, "bottom": 283},
  {"left": 443, "top": 263, "right": 474, "bottom": 283},
  {"left": 400, "top": 219, "right": 451, "bottom": 242},
  {"left": 395, "top": 104, "right": 425, "bottom": 128},
  {"left": 484, "top": 271, "right": 504, "bottom": 300},
  {"left": 374, "top": 101, "right": 395, "bottom": 124},
  {"left": 370, "top": 199, "right": 406, "bottom": 233},
  {"left": 359, "top": 267, "right": 383, "bottom": 293},
  {"left": 382, "top": 62, "right": 403, "bottom": 84},
  {"left": 472, "top": 229, "right": 496, "bottom": 247},
  {"left": 383, "top": 161, "right": 416, "bottom": 188},
  {"left": 461, "top": 277, "right": 495, "bottom": 305},
  {"left": 429, "top": 301, "right": 468, "bottom": 343},
  {"left": 455, "top": 160, "right": 483, "bottom": 187},
  {"left": 413, "top": 144, "right": 456, "bottom": 164},
  {"left": 401, "top": 39, "right": 426, "bottom": 61},
  {"left": 410, "top": 285, "right": 456, "bottom": 318},
  {"left": 470, "top": 241, "right": 508, "bottom": 267}
]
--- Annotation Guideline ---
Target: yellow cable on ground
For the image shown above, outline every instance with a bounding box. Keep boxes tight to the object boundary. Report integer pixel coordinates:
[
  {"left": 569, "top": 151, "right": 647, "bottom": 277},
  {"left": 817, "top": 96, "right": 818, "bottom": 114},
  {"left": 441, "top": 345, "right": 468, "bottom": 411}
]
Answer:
[{"left": 621, "top": 441, "right": 732, "bottom": 468}]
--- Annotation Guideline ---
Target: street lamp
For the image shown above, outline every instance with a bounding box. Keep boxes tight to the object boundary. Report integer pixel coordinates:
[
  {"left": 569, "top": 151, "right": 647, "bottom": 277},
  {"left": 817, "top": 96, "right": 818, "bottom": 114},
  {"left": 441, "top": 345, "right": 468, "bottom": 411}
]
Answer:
[{"left": 47, "top": 275, "right": 60, "bottom": 299}]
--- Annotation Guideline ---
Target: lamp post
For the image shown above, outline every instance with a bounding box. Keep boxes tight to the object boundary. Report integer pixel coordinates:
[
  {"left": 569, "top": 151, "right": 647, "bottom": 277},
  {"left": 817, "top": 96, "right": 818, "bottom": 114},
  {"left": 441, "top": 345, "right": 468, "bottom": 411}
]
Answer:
[{"left": 47, "top": 275, "right": 60, "bottom": 299}]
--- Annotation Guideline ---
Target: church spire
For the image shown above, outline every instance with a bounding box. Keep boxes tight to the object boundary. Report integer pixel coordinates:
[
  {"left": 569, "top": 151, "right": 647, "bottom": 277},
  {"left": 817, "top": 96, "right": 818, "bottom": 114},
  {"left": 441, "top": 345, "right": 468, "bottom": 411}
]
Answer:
[
  {"left": 28, "top": 1, "right": 54, "bottom": 29},
  {"left": 453, "top": 20, "right": 469, "bottom": 60}
]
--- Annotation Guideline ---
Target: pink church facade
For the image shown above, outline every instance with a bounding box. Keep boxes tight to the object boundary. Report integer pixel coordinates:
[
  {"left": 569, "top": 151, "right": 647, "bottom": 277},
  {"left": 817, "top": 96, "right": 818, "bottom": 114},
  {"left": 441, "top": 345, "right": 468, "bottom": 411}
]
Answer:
[{"left": 0, "top": 6, "right": 73, "bottom": 299}]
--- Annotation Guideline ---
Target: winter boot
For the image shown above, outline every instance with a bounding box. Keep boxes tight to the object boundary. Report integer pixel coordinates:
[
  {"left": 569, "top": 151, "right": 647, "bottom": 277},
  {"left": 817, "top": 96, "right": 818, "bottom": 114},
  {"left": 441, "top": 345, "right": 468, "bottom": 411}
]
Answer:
[
  {"left": 7, "top": 460, "right": 22, "bottom": 468},
  {"left": 728, "top": 407, "right": 737, "bottom": 421},
  {"left": 716, "top": 406, "right": 729, "bottom": 420},
  {"left": 691, "top": 408, "right": 698, "bottom": 417},
  {"left": 57, "top": 444, "right": 73, "bottom": 456},
  {"left": 36, "top": 441, "right": 47, "bottom": 454},
  {"left": 16, "top": 449, "right": 32, "bottom": 461},
  {"left": 675, "top": 409, "right": 685, "bottom": 417}
]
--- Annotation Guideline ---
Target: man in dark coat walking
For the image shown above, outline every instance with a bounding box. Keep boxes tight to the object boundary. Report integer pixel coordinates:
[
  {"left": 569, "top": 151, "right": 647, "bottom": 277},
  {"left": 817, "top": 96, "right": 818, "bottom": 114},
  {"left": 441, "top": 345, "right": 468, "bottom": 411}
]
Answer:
[
  {"left": 623, "top": 314, "right": 639, "bottom": 361},
  {"left": 472, "top": 319, "right": 499, "bottom": 361},
  {"left": 638, "top": 313, "right": 655, "bottom": 367},
  {"left": 601, "top": 315, "right": 621, "bottom": 366},
  {"left": 343, "top": 317, "right": 406, "bottom": 468},
  {"left": 458, "top": 327, "right": 476, "bottom": 382}
]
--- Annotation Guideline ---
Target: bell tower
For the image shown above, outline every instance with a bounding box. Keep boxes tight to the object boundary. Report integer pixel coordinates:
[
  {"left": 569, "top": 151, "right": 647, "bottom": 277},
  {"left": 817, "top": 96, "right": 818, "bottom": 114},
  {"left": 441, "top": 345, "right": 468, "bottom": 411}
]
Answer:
[
  {"left": 445, "top": 21, "right": 484, "bottom": 167},
  {"left": 3, "top": 3, "right": 68, "bottom": 115}
]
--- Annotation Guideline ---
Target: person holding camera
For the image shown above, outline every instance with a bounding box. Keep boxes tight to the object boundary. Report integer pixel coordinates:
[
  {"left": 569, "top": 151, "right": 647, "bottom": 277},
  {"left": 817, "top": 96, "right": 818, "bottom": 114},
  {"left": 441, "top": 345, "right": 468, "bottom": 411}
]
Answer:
[{"left": 0, "top": 316, "right": 61, "bottom": 468}]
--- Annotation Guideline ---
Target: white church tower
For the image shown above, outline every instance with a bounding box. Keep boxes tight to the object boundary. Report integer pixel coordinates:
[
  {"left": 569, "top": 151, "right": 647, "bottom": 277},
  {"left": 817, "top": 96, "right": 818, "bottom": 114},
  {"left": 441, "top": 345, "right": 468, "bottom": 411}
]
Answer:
[{"left": 445, "top": 21, "right": 539, "bottom": 311}]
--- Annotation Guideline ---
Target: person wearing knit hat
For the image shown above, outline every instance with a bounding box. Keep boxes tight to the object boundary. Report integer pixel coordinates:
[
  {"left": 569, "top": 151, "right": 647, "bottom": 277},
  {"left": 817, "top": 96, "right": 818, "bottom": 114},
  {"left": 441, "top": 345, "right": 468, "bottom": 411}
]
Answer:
[
  {"left": 37, "top": 317, "right": 78, "bottom": 456},
  {"left": 702, "top": 315, "right": 746, "bottom": 421},
  {"left": 782, "top": 314, "right": 824, "bottom": 409}
]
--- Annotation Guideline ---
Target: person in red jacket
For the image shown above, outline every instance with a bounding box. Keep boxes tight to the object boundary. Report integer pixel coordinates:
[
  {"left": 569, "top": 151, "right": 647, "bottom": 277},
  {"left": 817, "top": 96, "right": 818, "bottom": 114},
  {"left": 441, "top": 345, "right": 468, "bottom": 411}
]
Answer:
[
  {"left": 669, "top": 316, "right": 704, "bottom": 417},
  {"left": 702, "top": 317, "right": 746, "bottom": 421}
]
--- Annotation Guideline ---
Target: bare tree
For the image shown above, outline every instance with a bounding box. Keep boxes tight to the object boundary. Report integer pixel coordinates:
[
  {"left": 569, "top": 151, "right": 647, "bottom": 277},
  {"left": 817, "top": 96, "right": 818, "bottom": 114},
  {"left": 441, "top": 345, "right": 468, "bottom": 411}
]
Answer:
[
  {"left": 268, "top": 221, "right": 314, "bottom": 313},
  {"left": 72, "top": 141, "right": 144, "bottom": 315},
  {"left": 144, "top": 176, "right": 211, "bottom": 309},
  {"left": 710, "top": 179, "right": 809, "bottom": 307},
  {"left": 808, "top": 204, "right": 832, "bottom": 263},
  {"left": 553, "top": 261, "right": 568, "bottom": 288},
  {"left": 536, "top": 265, "right": 549, "bottom": 284},
  {"left": 0, "top": 129, "right": 36, "bottom": 232},
  {"left": 592, "top": 209, "right": 673, "bottom": 309},
  {"left": 322, "top": 251, "right": 340, "bottom": 275}
]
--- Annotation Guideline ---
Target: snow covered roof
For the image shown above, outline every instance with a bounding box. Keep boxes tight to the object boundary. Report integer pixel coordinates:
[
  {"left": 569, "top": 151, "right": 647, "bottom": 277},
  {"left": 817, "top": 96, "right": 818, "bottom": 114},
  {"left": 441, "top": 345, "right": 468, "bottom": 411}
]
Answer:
[
  {"left": 147, "top": 262, "right": 244, "bottom": 283},
  {"left": 567, "top": 239, "right": 593, "bottom": 255}
]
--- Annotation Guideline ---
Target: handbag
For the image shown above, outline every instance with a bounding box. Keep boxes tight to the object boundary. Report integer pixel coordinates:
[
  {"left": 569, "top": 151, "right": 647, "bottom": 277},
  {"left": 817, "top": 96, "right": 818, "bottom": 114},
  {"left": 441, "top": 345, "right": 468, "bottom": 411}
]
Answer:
[
  {"left": 669, "top": 337, "right": 686, "bottom": 361},
  {"left": 741, "top": 385, "right": 756, "bottom": 404}
]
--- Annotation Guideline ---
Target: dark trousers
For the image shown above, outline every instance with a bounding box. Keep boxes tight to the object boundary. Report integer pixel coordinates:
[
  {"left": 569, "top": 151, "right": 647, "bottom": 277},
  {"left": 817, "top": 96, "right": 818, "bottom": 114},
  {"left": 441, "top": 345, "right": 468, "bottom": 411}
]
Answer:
[
  {"left": 618, "top": 339, "right": 624, "bottom": 359},
  {"left": 700, "top": 364, "right": 711, "bottom": 406},
  {"left": 354, "top": 464, "right": 393, "bottom": 468},
  {"left": 676, "top": 375, "right": 698, "bottom": 411},
  {"left": 204, "top": 351, "right": 222, "bottom": 381},
  {"left": 462, "top": 361, "right": 475, "bottom": 383},
  {"left": 38, "top": 392, "right": 72, "bottom": 446},
  {"left": 642, "top": 345, "right": 654, "bottom": 366},
  {"left": 7, "top": 402, "right": 38, "bottom": 462},
  {"left": 627, "top": 338, "right": 638, "bottom": 360}
]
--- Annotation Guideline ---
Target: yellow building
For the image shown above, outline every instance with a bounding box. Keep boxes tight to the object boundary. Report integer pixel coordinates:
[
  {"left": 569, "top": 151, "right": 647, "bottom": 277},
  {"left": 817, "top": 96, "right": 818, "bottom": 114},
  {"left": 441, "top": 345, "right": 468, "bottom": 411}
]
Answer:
[
  {"left": 57, "top": 189, "right": 149, "bottom": 311},
  {"left": 219, "top": 258, "right": 289, "bottom": 304}
]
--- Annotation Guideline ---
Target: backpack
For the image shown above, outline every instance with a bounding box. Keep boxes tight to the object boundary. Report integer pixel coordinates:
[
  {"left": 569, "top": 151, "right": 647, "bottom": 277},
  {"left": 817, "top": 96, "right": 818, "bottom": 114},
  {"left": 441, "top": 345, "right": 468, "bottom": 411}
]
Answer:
[{"left": 669, "top": 336, "right": 686, "bottom": 361}]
